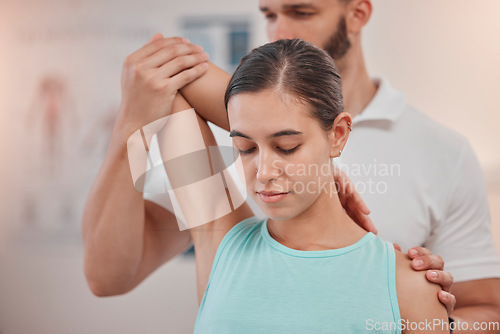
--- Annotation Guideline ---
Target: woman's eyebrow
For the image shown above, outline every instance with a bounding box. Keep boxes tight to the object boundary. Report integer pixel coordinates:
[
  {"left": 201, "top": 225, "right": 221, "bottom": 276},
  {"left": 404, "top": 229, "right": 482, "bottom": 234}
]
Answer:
[
  {"left": 229, "top": 130, "right": 251, "bottom": 139},
  {"left": 229, "top": 129, "right": 303, "bottom": 140},
  {"left": 269, "top": 129, "right": 303, "bottom": 139}
]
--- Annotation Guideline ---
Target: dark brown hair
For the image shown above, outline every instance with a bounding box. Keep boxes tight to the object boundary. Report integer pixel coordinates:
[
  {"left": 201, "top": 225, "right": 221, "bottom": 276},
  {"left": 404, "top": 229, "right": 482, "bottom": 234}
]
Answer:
[{"left": 224, "top": 38, "right": 344, "bottom": 131}]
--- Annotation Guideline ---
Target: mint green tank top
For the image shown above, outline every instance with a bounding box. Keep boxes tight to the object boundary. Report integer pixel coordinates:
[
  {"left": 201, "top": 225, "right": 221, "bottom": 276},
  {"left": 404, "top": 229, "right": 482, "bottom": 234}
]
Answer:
[{"left": 194, "top": 216, "right": 401, "bottom": 334}]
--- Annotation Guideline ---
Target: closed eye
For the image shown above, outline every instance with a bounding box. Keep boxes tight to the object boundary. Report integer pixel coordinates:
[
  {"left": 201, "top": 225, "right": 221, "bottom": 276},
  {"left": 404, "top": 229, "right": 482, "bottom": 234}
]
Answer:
[
  {"left": 279, "top": 145, "right": 300, "bottom": 155},
  {"left": 239, "top": 147, "right": 256, "bottom": 155}
]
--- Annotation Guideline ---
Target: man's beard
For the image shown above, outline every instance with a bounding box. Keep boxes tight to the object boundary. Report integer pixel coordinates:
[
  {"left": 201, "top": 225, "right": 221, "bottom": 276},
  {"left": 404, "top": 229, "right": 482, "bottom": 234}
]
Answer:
[{"left": 324, "top": 16, "right": 351, "bottom": 60}]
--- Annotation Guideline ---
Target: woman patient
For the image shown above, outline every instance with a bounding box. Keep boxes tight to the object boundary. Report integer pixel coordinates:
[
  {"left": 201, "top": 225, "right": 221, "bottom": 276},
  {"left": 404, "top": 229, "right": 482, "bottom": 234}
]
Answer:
[{"left": 167, "top": 39, "right": 448, "bottom": 333}]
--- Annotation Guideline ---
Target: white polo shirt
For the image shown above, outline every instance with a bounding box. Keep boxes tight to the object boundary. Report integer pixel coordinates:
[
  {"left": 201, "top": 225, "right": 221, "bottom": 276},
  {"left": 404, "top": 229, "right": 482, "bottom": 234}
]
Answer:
[
  {"left": 336, "top": 78, "right": 500, "bottom": 282},
  {"left": 143, "top": 78, "right": 500, "bottom": 283}
]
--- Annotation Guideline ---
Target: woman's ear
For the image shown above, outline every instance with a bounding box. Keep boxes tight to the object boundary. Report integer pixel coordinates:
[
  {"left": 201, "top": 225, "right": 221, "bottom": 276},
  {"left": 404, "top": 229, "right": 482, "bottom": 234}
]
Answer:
[{"left": 328, "top": 112, "right": 352, "bottom": 158}]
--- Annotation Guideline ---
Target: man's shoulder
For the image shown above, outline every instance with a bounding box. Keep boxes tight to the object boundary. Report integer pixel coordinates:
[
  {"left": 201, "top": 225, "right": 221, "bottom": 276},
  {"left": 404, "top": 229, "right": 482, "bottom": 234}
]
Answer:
[{"left": 398, "top": 103, "right": 470, "bottom": 155}]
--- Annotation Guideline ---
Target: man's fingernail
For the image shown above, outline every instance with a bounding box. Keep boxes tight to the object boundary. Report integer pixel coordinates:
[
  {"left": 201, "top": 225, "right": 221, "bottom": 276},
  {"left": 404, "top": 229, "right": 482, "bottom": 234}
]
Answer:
[
  {"left": 414, "top": 259, "right": 424, "bottom": 268},
  {"left": 182, "top": 37, "right": 190, "bottom": 43},
  {"left": 409, "top": 249, "right": 418, "bottom": 257},
  {"left": 429, "top": 271, "right": 438, "bottom": 279},
  {"left": 362, "top": 203, "right": 369, "bottom": 212}
]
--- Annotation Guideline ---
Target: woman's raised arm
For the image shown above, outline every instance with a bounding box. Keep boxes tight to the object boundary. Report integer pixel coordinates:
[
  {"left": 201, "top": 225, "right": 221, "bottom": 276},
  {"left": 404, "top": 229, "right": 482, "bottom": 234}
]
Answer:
[{"left": 180, "top": 62, "right": 232, "bottom": 131}]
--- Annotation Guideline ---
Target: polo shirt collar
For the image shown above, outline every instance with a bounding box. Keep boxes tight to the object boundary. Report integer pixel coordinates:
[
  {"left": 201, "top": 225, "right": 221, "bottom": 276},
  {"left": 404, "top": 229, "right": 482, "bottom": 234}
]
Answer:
[{"left": 351, "top": 77, "right": 406, "bottom": 124}]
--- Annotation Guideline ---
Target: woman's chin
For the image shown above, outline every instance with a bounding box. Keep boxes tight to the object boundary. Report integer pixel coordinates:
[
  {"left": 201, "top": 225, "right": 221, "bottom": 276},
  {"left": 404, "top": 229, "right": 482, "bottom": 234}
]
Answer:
[{"left": 260, "top": 206, "right": 297, "bottom": 222}]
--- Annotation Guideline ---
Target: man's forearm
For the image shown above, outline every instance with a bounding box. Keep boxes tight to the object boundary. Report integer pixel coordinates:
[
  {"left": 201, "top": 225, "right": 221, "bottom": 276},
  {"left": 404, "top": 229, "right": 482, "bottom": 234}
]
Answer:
[
  {"left": 81, "top": 118, "right": 147, "bottom": 296},
  {"left": 180, "top": 62, "right": 231, "bottom": 131},
  {"left": 451, "top": 305, "right": 500, "bottom": 334}
]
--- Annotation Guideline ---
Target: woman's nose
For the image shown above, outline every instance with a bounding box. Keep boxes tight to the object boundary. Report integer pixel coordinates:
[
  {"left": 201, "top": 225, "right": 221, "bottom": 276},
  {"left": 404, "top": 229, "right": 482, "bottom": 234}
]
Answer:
[{"left": 256, "top": 153, "right": 282, "bottom": 184}]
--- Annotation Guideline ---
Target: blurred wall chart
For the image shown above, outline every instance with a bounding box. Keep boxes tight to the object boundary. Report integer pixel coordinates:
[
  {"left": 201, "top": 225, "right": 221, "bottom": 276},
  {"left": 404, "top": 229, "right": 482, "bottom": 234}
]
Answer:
[{"left": 4, "top": 3, "right": 158, "bottom": 244}]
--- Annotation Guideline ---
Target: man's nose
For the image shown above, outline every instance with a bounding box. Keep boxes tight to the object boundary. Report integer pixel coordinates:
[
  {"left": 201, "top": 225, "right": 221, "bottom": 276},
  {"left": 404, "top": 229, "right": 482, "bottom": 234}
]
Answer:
[{"left": 271, "top": 17, "right": 296, "bottom": 41}]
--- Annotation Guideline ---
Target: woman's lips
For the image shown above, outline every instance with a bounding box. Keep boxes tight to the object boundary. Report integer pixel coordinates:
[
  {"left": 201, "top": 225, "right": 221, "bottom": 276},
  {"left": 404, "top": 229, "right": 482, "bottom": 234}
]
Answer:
[{"left": 257, "top": 191, "right": 290, "bottom": 203}]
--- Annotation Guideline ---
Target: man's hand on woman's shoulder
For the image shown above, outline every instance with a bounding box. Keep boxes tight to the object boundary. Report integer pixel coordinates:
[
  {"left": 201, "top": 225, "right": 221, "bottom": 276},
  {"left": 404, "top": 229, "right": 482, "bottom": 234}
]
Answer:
[
  {"left": 396, "top": 251, "right": 450, "bottom": 334},
  {"left": 405, "top": 246, "right": 456, "bottom": 315}
]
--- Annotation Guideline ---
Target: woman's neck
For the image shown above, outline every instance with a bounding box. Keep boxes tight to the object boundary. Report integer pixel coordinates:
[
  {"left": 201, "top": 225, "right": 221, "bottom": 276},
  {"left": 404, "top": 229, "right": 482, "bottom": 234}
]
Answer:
[{"left": 266, "top": 182, "right": 368, "bottom": 251}]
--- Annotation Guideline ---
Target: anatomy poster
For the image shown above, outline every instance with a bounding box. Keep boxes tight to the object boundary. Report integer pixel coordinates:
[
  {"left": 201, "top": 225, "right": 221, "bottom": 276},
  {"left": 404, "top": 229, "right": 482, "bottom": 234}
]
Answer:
[{"left": 5, "top": 2, "right": 158, "bottom": 244}]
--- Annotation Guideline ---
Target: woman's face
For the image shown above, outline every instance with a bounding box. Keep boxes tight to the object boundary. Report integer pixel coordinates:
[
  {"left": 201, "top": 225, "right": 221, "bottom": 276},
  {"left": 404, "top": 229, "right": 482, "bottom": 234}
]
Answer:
[{"left": 227, "top": 89, "right": 336, "bottom": 221}]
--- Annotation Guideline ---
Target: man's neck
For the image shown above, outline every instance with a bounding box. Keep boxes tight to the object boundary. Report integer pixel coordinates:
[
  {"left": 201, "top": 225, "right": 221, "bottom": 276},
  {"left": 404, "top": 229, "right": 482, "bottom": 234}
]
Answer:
[{"left": 336, "top": 49, "right": 378, "bottom": 119}]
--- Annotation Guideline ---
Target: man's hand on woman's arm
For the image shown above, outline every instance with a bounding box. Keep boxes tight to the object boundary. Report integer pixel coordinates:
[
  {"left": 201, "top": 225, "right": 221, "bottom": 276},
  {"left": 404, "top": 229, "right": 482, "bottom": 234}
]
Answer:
[
  {"left": 407, "top": 247, "right": 456, "bottom": 315},
  {"left": 117, "top": 33, "right": 209, "bottom": 133}
]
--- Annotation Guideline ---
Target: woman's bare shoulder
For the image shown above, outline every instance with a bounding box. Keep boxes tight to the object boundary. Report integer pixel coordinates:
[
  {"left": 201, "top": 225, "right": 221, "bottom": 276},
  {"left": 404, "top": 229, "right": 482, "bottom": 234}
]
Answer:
[{"left": 394, "top": 251, "right": 449, "bottom": 334}]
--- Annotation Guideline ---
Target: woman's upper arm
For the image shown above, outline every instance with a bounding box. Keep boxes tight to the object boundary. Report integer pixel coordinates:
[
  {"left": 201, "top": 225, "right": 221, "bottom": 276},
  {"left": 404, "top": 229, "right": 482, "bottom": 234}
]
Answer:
[
  {"left": 190, "top": 202, "right": 254, "bottom": 305},
  {"left": 396, "top": 252, "right": 449, "bottom": 334}
]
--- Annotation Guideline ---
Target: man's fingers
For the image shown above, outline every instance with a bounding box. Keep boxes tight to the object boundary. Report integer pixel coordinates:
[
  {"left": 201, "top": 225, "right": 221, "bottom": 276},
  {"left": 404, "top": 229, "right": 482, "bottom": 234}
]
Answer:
[
  {"left": 335, "top": 169, "right": 371, "bottom": 216},
  {"left": 359, "top": 200, "right": 371, "bottom": 215},
  {"left": 168, "top": 62, "right": 209, "bottom": 91},
  {"left": 342, "top": 188, "right": 377, "bottom": 234},
  {"left": 426, "top": 270, "right": 453, "bottom": 292},
  {"left": 332, "top": 164, "right": 375, "bottom": 231},
  {"left": 355, "top": 214, "right": 377, "bottom": 234},
  {"left": 146, "top": 43, "right": 205, "bottom": 69},
  {"left": 127, "top": 36, "right": 189, "bottom": 65},
  {"left": 345, "top": 204, "right": 378, "bottom": 234},
  {"left": 352, "top": 194, "right": 371, "bottom": 216},
  {"left": 408, "top": 246, "right": 433, "bottom": 259},
  {"left": 147, "top": 32, "right": 164, "bottom": 44},
  {"left": 411, "top": 254, "right": 445, "bottom": 271},
  {"left": 156, "top": 52, "right": 209, "bottom": 79},
  {"left": 438, "top": 290, "right": 456, "bottom": 315},
  {"left": 359, "top": 214, "right": 377, "bottom": 234}
]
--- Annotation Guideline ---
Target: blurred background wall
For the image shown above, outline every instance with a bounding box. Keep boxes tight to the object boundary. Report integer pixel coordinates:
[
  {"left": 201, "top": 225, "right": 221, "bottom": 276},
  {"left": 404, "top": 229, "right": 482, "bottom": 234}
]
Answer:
[{"left": 0, "top": 0, "right": 499, "bottom": 333}]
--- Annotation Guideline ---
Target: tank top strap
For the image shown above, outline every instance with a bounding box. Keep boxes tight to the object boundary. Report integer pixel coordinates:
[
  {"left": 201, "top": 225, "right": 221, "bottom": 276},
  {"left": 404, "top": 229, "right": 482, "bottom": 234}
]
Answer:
[{"left": 384, "top": 239, "right": 402, "bottom": 334}]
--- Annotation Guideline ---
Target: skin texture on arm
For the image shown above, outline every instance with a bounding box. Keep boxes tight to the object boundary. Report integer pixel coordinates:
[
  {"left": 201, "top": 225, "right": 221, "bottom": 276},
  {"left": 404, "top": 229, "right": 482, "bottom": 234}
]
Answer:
[
  {"left": 449, "top": 278, "right": 500, "bottom": 334},
  {"left": 396, "top": 252, "right": 449, "bottom": 334},
  {"left": 168, "top": 93, "right": 254, "bottom": 305},
  {"left": 81, "top": 115, "right": 193, "bottom": 296},
  {"left": 180, "top": 62, "right": 231, "bottom": 131}
]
